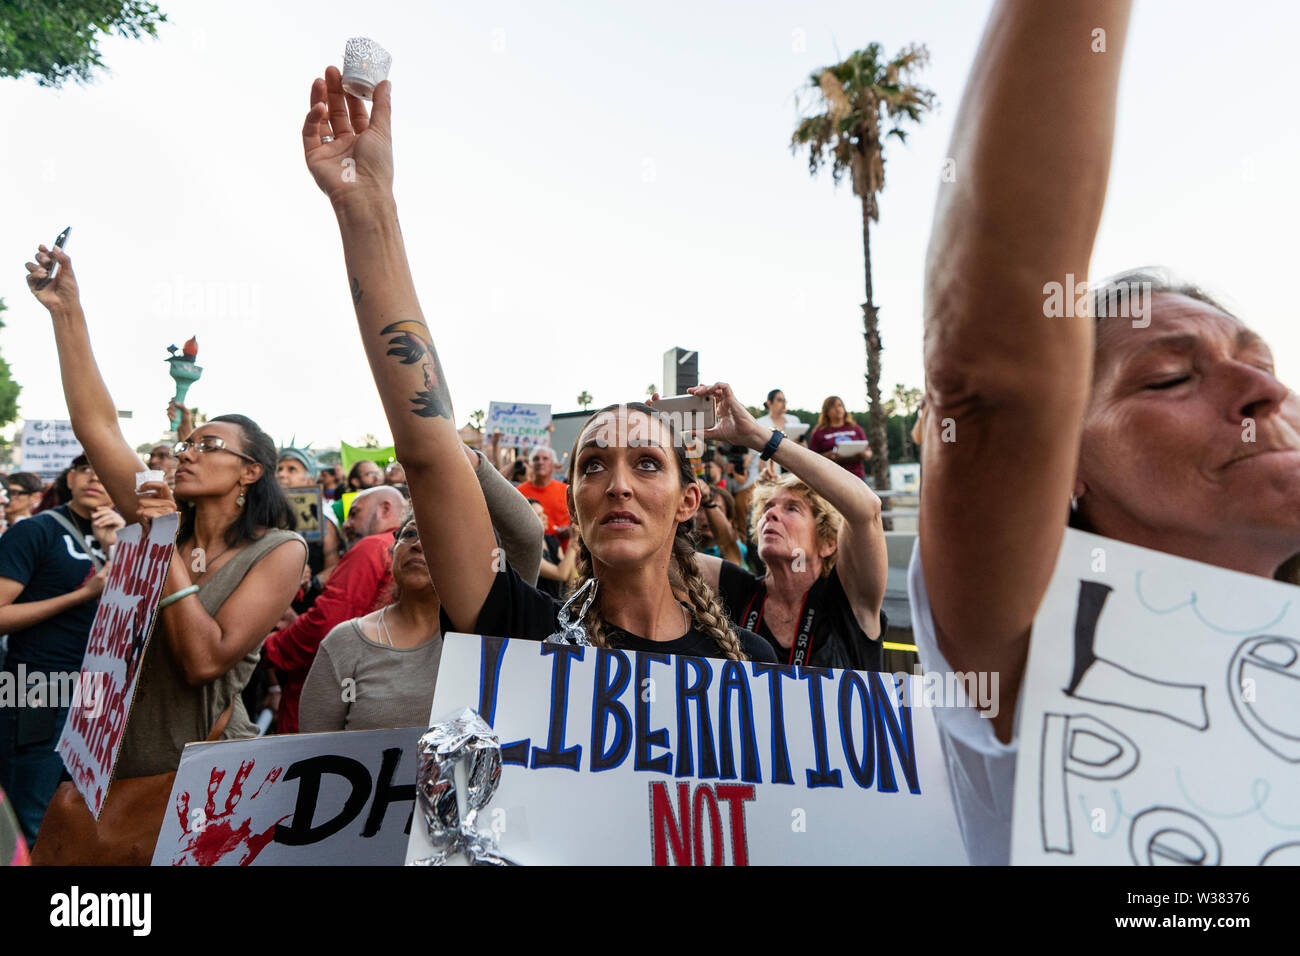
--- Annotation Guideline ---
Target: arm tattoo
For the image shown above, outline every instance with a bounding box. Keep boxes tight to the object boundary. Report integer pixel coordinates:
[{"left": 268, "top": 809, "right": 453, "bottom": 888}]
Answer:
[
  {"left": 350, "top": 277, "right": 363, "bottom": 306},
  {"left": 380, "top": 321, "right": 454, "bottom": 420}
]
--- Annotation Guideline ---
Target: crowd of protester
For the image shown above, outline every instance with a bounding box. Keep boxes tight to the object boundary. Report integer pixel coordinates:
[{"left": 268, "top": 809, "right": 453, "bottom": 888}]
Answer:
[{"left": 3, "top": 0, "right": 1298, "bottom": 867}]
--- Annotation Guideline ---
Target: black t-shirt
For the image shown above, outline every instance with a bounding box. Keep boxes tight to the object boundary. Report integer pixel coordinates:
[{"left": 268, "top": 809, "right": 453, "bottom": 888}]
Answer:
[
  {"left": 536, "top": 535, "right": 565, "bottom": 601},
  {"left": 440, "top": 560, "right": 777, "bottom": 663},
  {"left": 0, "top": 507, "right": 107, "bottom": 673},
  {"left": 715, "top": 560, "right": 887, "bottom": 671}
]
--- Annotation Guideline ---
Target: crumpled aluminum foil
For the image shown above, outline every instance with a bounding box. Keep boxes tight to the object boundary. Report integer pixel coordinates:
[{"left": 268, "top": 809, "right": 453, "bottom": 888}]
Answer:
[
  {"left": 546, "top": 577, "right": 597, "bottom": 647},
  {"left": 414, "top": 707, "right": 518, "bottom": 866}
]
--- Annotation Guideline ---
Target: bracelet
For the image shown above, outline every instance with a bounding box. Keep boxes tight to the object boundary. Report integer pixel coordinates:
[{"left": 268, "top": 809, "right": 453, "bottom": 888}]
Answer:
[
  {"left": 158, "top": 584, "right": 200, "bottom": 609},
  {"left": 266, "top": 685, "right": 282, "bottom": 694}
]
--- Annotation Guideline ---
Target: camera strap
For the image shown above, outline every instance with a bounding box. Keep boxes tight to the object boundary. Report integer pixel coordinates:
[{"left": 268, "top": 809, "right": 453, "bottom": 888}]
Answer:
[
  {"left": 742, "top": 574, "right": 829, "bottom": 666},
  {"left": 42, "top": 508, "right": 105, "bottom": 572}
]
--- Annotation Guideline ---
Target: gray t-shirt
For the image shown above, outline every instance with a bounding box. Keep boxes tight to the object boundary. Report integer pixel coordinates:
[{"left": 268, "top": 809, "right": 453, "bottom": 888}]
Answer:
[{"left": 298, "top": 619, "right": 442, "bottom": 732}]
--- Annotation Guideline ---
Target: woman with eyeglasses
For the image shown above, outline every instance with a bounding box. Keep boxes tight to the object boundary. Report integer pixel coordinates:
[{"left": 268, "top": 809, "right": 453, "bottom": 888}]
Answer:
[{"left": 24, "top": 244, "right": 307, "bottom": 863}]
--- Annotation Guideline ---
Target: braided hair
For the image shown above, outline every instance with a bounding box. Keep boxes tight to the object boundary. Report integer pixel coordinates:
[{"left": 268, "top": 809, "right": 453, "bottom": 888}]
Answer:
[{"left": 564, "top": 402, "right": 746, "bottom": 661}]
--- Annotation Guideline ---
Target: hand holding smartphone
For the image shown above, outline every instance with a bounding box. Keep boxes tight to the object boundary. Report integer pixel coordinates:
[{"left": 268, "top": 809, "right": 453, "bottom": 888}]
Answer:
[
  {"left": 652, "top": 393, "right": 717, "bottom": 431},
  {"left": 35, "top": 226, "right": 71, "bottom": 290}
]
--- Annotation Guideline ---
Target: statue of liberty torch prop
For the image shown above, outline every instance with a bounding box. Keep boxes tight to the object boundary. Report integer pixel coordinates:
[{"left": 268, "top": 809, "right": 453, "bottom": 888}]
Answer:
[{"left": 166, "top": 336, "right": 202, "bottom": 432}]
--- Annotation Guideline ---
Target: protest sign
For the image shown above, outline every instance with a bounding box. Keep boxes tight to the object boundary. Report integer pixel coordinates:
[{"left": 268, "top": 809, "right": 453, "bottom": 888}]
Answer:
[
  {"left": 406, "top": 634, "right": 966, "bottom": 865},
  {"left": 485, "top": 402, "right": 551, "bottom": 449},
  {"left": 20, "top": 419, "right": 82, "bottom": 477},
  {"left": 1011, "top": 529, "right": 1300, "bottom": 865},
  {"left": 153, "top": 727, "right": 423, "bottom": 865},
  {"left": 284, "top": 487, "right": 325, "bottom": 542},
  {"left": 57, "top": 513, "right": 178, "bottom": 818},
  {"left": 340, "top": 441, "right": 395, "bottom": 473}
]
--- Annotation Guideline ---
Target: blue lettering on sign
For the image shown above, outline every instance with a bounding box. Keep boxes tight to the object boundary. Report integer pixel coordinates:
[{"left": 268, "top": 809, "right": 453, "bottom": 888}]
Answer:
[
  {"left": 480, "top": 641, "right": 924, "bottom": 793},
  {"left": 751, "top": 662, "right": 796, "bottom": 785},
  {"left": 800, "top": 667, "right": 843, "bottom": 789},
  {"left": 530, "top": 644, "right": 584, "bottom": 771},
  {"left": 475, "top": 637, "right": 530, "bottom": 764},
  {"left": 717, "top": 661, "right": 761, "bottom": 783},
  {"left": 590, "top": 648, "right": 632, "bottom": 771},
  {"left": 634, "top": 652, "right": 673, "bottom": 773},
  {"left": 674, "top": 656, "right": 718, "bottom": 779}
]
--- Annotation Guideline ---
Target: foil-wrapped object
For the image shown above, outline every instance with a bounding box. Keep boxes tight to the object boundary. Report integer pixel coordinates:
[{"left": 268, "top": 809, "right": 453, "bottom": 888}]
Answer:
[
  {"left": 546, "top": 577, "right": 597, "bottom": 647},
  {"left": 414, "top": 708, "right": 517, "bottom": 866}
]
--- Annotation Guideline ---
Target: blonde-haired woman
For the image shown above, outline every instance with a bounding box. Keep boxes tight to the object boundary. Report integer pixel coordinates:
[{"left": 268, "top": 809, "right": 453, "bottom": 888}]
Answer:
[
  {"left": 689, "top": 385, "right": 892, "bottom": 671},
  {"left": 299, "top": 66, "right": 772, "bottom": 663}
]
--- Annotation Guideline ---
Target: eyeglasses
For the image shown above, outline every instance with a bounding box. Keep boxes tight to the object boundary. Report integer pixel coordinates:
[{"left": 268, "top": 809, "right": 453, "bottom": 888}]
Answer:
[
  {"left": 7, "top": 489, "right": 30, "bottom": 497},
  {"left": 71, "top": 465, "right": 98, "bottom": 478},
  {"left": 173, "top": 437, "right": 258, "bottom": 463}
]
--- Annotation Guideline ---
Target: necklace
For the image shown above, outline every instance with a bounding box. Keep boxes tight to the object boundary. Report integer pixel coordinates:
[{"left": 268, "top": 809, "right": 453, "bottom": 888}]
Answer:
[{"left": 377, "top": 606, "right": 396, "bottom": 648}]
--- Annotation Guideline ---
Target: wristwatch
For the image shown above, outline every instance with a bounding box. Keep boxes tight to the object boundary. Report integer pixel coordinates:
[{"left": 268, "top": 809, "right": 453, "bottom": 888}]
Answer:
[{"left": 760, "top": 429, "right": 784, "bottom": 461}]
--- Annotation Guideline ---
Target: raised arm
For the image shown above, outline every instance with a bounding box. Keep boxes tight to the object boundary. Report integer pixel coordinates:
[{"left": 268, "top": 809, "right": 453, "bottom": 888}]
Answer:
[
  {"left": 694, "top": 382, "right": 887, "bottom": 634},
  {"left": 302, "top": 67, "right": 496, "bottom": 633},
  {"left": 921, "top": 0, "right": 1131, "bottom": 736},
  {"left": 26, "top": 248, "right": 149, "bottom": 521},
  {"left": 470, "top": 446, "right": 544, "bottom": 586},
  {"left": 696, "top": 480, "right": 743, "bottom": 566}
]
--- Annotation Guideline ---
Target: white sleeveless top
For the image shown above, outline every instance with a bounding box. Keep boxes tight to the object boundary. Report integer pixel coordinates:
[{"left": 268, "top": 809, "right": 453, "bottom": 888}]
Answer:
[{"left": 907, "top": 538, "right": 1021, "bottom": 865}]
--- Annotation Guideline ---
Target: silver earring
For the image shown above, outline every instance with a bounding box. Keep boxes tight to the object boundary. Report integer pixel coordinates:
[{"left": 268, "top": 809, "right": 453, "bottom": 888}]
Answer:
[{"left": 1070, "top": 493, "right": 1079, "bottom": 512}]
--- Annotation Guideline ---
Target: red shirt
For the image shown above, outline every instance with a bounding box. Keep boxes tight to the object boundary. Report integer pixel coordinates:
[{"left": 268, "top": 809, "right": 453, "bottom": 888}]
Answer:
[
  {"left": 810, "top": 424, "right": 869, "bottom": 480},
  {"left": 263, "top": 531, "right": 394, "bottom": 733},
  {"left": 518, "top": 479, "right": 570, "bottom": 535}
]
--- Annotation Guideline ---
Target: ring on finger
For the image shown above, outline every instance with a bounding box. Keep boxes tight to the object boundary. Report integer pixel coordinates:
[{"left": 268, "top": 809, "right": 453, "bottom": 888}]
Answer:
[{"left": 321, "top": 134, "right": 335, "bottom": 144}]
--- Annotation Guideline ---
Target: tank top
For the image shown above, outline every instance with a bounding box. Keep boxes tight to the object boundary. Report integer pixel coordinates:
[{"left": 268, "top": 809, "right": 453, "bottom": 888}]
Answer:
[{"left": 114, "top": 529, "right": 306, "bottom": 779}]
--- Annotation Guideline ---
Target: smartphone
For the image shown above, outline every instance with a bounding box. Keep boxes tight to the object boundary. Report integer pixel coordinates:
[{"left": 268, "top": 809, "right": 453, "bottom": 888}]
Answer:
[
  {"left": 653, "top": 394, "right": 716, "bottom": 431},
  {"left": 35, "top": 226, "right": 71, "bottom": 290}
]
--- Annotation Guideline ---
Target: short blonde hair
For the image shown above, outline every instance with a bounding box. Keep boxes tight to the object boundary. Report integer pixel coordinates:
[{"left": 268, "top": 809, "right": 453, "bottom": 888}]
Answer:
[{"left": 748, "top": 474, "right": 842, "bottom": 576}]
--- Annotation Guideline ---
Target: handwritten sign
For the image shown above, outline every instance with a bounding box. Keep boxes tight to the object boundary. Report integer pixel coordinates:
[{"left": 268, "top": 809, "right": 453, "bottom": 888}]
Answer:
[
  {"left": 1011, "top": 529, "right": 1300, "bottom": 865},
  {"left": 486, "top": 402, "right": 551, "bottom": 450},
  {"left": 406, "top": 634, "right": 965, "bottom": 865},
  {"left": 153, "top": 727, "right": 423, "bottom": 865},
  {"left": 57, "top": 513, "right": 178, "bottom": 818},
  {"left": 20, "top": 419, "right": 82, "bottom": 477}
]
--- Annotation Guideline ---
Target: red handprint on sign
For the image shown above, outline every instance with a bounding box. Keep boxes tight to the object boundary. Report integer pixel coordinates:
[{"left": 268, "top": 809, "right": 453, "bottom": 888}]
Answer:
[{"left": 171, "top": 759, "right": 289, "bottom": 866}]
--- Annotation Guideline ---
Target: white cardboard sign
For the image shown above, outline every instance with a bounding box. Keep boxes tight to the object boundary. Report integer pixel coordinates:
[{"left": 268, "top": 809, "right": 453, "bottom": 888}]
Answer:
[
  {"left": 1012, "top": 529, "right": 1300, "bottom": 865},
  {"left": 58, "top": 514, "right": 177, "bottom": 818},
  {"left": 20, "top": 419, "right": 82, "bottom": 476},
  {"left": 406, "top": 634, "right": 966, "bottom": 865},
  {"left": 153, "top": 726, "right": 423, "bottom": 865}
]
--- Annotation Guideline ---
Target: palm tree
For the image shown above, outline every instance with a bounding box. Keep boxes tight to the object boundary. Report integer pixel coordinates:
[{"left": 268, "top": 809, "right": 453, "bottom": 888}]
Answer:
[
  {"left": 577, "top": 390, "right": 593, "bottom": 411},
  {"left": 792, "top": 44, "right": 935, "bottom": 499}
]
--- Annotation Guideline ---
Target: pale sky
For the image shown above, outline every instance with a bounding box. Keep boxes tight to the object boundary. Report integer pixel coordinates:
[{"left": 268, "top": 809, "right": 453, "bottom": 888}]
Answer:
[{"left": 2, "top": 0, "right": 1297, "bottom": 453}]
